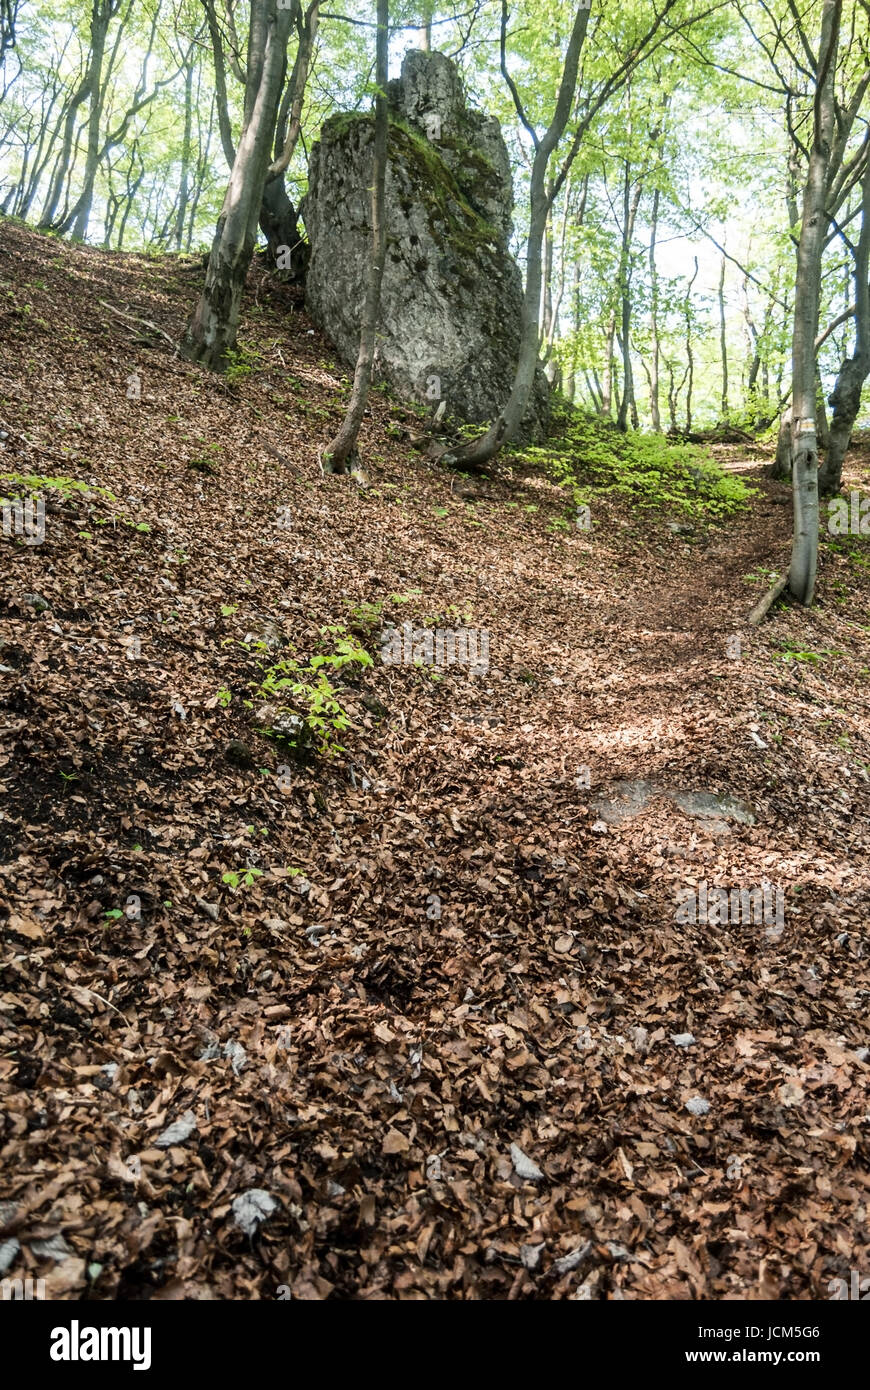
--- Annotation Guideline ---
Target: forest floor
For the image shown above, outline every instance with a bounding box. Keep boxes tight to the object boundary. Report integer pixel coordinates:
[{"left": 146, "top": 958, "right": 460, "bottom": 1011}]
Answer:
[{"left": 1, "top": 218, "right": 869, "bottom": 1301}]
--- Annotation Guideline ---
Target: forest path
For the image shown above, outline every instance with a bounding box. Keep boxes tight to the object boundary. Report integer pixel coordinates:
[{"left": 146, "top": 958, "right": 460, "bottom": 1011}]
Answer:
[{"left": 465, "top": 441, "right": 869, "bottom": 929}]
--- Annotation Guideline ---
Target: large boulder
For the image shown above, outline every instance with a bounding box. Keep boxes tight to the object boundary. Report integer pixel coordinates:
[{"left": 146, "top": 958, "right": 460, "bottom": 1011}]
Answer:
[{"left": 302, "top": 50, "right": 549, "bottom": 437}]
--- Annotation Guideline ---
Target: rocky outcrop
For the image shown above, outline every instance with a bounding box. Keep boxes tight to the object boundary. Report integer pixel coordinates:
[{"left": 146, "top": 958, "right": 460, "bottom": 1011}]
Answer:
[{"left": 302, "top": 50, "right": 548, "bottom": 436}]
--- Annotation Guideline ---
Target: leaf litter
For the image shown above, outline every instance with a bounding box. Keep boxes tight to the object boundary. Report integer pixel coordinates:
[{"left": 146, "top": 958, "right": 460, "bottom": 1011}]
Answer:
[{"left": 0, "top": 222, "right": 868, "bottom": 1299}]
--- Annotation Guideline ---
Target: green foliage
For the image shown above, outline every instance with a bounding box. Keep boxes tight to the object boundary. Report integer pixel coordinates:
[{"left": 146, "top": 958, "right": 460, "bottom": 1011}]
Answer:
[
  {"left": 0, "top": 472, "right": 115, "bottom": 501},
  {"left": 515, "top": 410, "right": 757, "bottom": 521},
  {"left": 344, "top": 591, "right": 421, "bottom": 640},
  {"left": 822, "top": 534, "right": 870, "bottom": 571},
  {"left": 345, "top": 598, "right": 386, "bottom": 634},
  {"left": 775, "top": 639, "right": 841, "bottom": 666},
  {"left": 222, "top": 867, "right": 263, "bottom": 890},
  {"left": 743, "top": 567, "right": 779, "bottom": 584},
  {"left": 249, "top": 626, "right": 373, "bottom": 756},
  {"left": 422, "top": 601, "right": 474, "bottom": 628},
  {"left": 224, "top": 343, "right": 262, "bottom": 384}
]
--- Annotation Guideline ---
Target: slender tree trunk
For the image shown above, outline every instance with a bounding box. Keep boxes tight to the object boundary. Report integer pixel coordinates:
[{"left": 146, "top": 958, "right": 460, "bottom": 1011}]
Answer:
[
  {"left": 259, "top": 1, "right": 319, "bottom": 272},
  {"left": 770, "top": 145, "right": 804, "bottom": 473},
  {"left": 442, "top": 160, "right": 549, "bottom": 464},
  {"left": 18, "top": 73, "right": 67, "bottom": 218},
  {"left": 789, "top": 0, "right": 840, "bottom": 606},
  {"left": 772, "top": 406, "right": 792, "bottom": 480},
  {"left": 718, "top": 254, "right": 729, "bottom": 421},
  {"left": 616, "top": 163, "right": 641, "bottom": 432},
  {"left": 567, "top": 257, "right": 581, "bottom": 406},
  {"left": 540, "top": 186, "right": 554, "bottom": 346},
  {"left": 321, "top": 0, "right": 389, "bottom": 475},
  {"left": 601, "top": 309, "right": 616, "bottom": 418},
  {"left": 202, "top": 0, "right": 237, "bottom": 170},
  {"left": 174, "top": 51, "right": 196, "bottom": 250},
  {"left": 666, "top": 361, "right": 678, "bottom": 432},
  {"left": 648, "top": 186, "right": 661, "bottom": 431},
  {"left": 187, "top": 96, "right": 215, "bottom": 251},
  {"left": 440, "top": 3, "right": 593, "bottom": 469},
  {"left": 115, "top": 143, "right": 143, "bottom": 249},
  {"left": 747, "top": 352, "right": 761, "bottom": 396},
  {"left": 182, "top": 1, "right": 293, "bottom": 370},
  {"left": 684, "top": 256, "right": 698, "bottom": 433},
  {"left": 69, "top": 3, "right": 112, "bottom": 240},
  {"left": 818, "top": 162, "right": 870, "bottom": 494},
  {"left": 743, "top": 275, "right": 762, "bottom": 420},
  {"left": 38, "top": 69, "right": 95, "bottom": 227}
]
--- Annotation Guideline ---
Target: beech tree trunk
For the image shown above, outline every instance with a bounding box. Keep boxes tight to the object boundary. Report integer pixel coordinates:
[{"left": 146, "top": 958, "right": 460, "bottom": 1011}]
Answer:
[
  {"left": 684, "top": 257, "right": 698, "bottom": 433},
  {"left": 602, "top": 309, "right": 616, "bottom": 418},
  {"left": 182, "top": 0, "right": 293, "bottom": 370},
  {"left": 666, "top": 362, "right": 678, "bottom": 432},
  {"left": 38, "top": 3, "right": 110, "bottom": 230},
  {"left": 818, "top": 164, "right": 870, "bottom": 494},
  {"left": 788, "top": 0, "right": 840, "bottom": 606},
  {"left": 320, "top": 0, "right": 389, "bottom": 475},
  {"left": 259, "top": 177, "right": 304, "bottom": 272},
  {"left": 202, "top": 0, "right": 237, "bottom": 170},
  {"left": 439, "top": 2, "right": 594, "bottom": 470},
  {"left": 772, "top": 407, "right": 792, "bottom": 481},
  {"left": 616, "top": 159, "right": 641, "bottom": 433},
  {"left": 173, "top": 47, "right": 196, "bottom": 250},
  {"left": 648, "top": 186, "right": 661, "bottom": 432},
  {"left": 259, "top": 0, "right": 319, "bottom": 274},
  {"left": 718, "top": 254, "right": 729, "bottom": 421}
]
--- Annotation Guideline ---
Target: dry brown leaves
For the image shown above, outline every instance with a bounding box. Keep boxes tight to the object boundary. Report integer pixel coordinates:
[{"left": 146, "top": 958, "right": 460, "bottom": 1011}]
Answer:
[{"left": 0, "top": 221, "right": 868, "bottom": 1301}]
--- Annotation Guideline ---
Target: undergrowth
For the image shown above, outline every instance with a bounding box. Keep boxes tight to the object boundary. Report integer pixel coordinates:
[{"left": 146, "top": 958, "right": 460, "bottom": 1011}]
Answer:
[
  {"left": 513, "top": 406, "right": 758, "bottom": 522},
  {"left": 244, "top": 625, "right": 373, "bottom": 756}
]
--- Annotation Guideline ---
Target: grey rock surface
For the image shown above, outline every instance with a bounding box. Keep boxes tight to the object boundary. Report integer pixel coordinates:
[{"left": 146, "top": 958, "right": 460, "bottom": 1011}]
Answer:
[{"left": 303, "top": 50, "right": 548, "bottom": 435}]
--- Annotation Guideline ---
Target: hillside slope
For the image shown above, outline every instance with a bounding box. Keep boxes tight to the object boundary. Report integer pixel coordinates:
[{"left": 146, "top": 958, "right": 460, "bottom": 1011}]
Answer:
[{"left": 1, "top": 220, "right": 868, "bottom": 1301}]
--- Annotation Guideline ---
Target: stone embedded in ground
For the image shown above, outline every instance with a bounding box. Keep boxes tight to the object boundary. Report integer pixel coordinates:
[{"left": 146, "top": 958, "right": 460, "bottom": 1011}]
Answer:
[
  {"left": 591, "top": 779, "right": 755, "bottom": 829},
  {"left": 302, "top": 49, "right": 549, "bottom": 436},
  {"left": 22, "top": 592, "right": 51, "bottom": 614},
  {"left": 590, "top": 779, "right": 656, "bottom": 825},
  {"left": 671, "top": 789, "right": 755, "bottom": 825}
]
